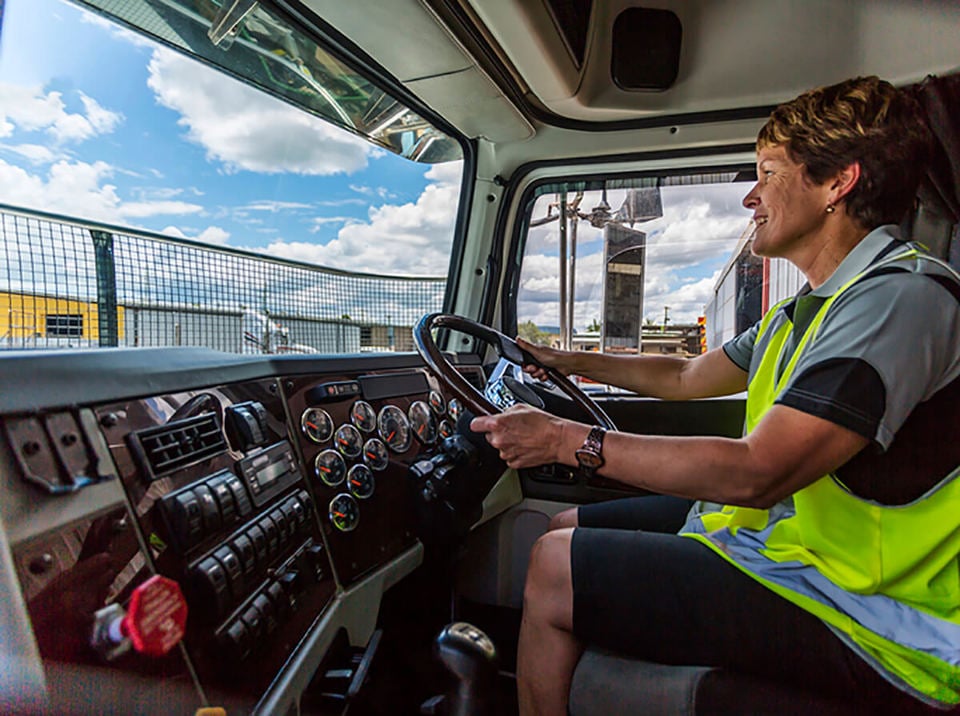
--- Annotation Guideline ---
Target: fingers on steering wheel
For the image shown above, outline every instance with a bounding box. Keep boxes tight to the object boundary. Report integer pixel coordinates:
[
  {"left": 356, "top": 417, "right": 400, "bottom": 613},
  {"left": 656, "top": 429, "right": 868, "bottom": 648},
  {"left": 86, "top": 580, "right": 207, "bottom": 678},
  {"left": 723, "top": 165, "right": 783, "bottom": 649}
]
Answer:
[{"left": 523, "top": 364, "right": 549, "bottom": 381}]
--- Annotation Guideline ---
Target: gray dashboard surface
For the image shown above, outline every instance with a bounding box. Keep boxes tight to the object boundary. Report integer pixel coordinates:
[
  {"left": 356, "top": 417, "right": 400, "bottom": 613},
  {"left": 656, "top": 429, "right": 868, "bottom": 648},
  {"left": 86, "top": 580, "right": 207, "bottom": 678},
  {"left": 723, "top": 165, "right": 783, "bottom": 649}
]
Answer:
[{"left": 0, "top": 348, "right": 437, "bottom": 413}]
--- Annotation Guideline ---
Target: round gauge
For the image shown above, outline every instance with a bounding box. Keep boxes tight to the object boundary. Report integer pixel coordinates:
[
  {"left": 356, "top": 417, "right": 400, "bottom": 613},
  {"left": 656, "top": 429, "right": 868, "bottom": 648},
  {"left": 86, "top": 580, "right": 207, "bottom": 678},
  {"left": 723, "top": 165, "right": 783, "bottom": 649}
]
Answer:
[
  {"left": 378, "top": 405, "right": 411, "bottom": 453},
  {"left": 363, "top": 438, "right": 389, "bottom": 471},
  {"left": 301, "top": 407, "right": 333, "bottom": 444},
  {"left": 334, "top": 424, "right": 363, "bottom": 459},
  {"left": 409, "top": 400, "right": 438, "bottom": 444},
  {"left": 350, "top": 400, "right": 377, "bottom": 433},
  {"left": 348, "top": 464, "right": 375, "bottom": 500},
  {"left": 315, "top": 449, "right": 346, "bottom": 487},
  {"left": 438, "top": 419, "right": 454, "bottom": 440},
  {"left": 328, "top": 493, "right": 360, "bottom": 532},
  {"left": 447, "top": 398, "right": 463, "bottom": 422},
  {"left": 428, "top": 390, "right": 446, "bottom": 416}
]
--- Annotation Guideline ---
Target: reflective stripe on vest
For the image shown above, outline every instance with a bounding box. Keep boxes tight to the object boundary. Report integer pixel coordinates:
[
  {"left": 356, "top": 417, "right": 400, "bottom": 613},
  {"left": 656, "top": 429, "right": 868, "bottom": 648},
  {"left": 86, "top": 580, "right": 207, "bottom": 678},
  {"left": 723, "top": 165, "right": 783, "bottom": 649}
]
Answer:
[{"left": 681, "top": 248, "right": 960, "bottom": 707}]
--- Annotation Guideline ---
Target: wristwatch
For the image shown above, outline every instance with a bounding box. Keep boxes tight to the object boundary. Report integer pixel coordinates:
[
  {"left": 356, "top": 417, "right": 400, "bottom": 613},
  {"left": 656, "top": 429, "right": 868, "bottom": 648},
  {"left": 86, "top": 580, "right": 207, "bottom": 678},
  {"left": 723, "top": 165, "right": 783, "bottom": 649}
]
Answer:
[{"left": 574, "top": 426, "right": 607, "bottom": 475}]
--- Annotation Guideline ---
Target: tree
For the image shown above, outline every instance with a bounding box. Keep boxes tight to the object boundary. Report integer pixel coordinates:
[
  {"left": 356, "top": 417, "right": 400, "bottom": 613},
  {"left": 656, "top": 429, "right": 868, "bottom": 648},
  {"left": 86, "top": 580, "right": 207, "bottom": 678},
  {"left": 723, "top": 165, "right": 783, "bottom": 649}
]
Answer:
[
  {"left": 586, "top": 318, "right": 601, "bottom": 332},
  {"left": 517, "top": 320, "right": 553, "bottom": 346}
]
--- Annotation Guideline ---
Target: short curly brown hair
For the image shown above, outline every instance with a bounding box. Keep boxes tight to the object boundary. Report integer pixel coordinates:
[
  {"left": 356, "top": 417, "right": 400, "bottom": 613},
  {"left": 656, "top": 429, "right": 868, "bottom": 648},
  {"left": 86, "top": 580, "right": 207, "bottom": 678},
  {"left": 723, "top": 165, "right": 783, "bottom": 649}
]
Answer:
[{"left": 757, "top": 76, "right": 931, "bottom": 229}]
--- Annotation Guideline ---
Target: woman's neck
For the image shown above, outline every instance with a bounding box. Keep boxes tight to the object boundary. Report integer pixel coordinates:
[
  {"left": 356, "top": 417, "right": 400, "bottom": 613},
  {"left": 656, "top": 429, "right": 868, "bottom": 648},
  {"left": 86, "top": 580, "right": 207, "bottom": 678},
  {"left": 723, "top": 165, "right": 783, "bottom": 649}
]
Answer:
[{"left": 791, "top": 220, "right": 870, "bottom": 289}]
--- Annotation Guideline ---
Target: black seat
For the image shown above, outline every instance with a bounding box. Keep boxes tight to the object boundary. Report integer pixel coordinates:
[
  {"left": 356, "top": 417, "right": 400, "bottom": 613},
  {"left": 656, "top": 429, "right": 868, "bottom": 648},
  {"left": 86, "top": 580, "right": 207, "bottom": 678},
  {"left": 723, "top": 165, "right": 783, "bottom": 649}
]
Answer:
[{"left": 570, "top": 648, "right": 877, "bottom": 716}]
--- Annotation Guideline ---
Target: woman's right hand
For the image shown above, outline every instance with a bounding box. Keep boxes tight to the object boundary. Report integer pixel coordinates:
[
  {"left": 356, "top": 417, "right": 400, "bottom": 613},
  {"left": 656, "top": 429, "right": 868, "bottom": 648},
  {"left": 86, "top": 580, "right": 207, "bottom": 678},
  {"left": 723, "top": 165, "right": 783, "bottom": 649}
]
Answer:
[{"left": 515, "top": 336, "right": 574, "bottom": 380}]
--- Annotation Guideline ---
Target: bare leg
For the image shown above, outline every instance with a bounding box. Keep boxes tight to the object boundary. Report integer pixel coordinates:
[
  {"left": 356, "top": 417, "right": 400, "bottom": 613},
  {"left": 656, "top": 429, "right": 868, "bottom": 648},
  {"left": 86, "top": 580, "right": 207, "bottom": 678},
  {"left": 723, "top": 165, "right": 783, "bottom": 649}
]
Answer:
[
  {"left": 518, "top": 528, "right": 582, "bottom": 716},
  {"left": 548, "top": 507, "right": 579, "bottom": 531}
]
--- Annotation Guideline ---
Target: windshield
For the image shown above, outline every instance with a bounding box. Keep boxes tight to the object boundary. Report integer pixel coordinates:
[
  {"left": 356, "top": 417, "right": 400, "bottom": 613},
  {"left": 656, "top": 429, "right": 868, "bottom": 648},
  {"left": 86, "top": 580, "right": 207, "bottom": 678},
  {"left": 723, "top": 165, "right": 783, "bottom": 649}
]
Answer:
[{"left": 0, "top": 0, "right": 464, "bottom": 353}]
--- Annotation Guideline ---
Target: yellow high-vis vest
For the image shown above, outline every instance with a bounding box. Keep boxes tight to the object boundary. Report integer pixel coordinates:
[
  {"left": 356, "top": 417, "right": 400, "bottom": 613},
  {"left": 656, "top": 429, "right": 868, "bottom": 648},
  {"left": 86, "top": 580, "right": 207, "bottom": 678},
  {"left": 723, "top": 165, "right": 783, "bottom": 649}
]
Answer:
[{"left": 682, "top": 248, "right": 960, "bottom": 708}]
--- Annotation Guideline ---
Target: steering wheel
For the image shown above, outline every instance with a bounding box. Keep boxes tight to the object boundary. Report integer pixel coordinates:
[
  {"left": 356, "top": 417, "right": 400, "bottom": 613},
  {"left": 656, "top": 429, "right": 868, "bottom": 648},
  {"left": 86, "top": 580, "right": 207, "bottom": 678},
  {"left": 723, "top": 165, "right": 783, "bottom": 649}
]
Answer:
[{"left": 413, "top": 313, "right": 616, "bottom": 430}]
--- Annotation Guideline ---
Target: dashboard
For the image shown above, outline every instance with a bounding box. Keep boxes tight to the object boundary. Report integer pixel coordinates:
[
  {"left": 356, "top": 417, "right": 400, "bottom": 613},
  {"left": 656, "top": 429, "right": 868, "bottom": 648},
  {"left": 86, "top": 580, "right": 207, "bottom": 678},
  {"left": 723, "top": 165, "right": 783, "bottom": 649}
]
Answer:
[{"left": 0, "top": 347, "right": 488, "bottom": 714}]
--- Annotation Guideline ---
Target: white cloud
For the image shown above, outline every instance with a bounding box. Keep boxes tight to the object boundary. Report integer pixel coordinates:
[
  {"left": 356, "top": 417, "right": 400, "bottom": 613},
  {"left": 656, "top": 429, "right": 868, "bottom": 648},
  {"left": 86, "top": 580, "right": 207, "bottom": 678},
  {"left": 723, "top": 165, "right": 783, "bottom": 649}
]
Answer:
[
  {"left": 77, "top": 93, "right": 123, "bottom": 135},
  {"left": 0, "top": 83, "right": 123, "bottom": 145},
  {"left": 0, "top": 143, "right": 60, "bottom": 164},
  {"left": 316, "top": 198, "right": 367, "bottom": 207},
  {"left": 0, "top": 158, "right": 118, "bottom": 220},
  {"left": 244, "top": 200, "right": 313, "bottom": 212},
  {"left": 349, "top": 184, "right": 394, "bottom": 199},
  {"left": 146, "top": 48, "right": 373, "bottom": 175},
  {"left": 0, "top": 158, "right": 203, "bottom": 225},
  {"left": 643, "top": 272, "right": 722, "bottom": 325},
  {"left": 309, "top": 216, "right": 354, "bottom": 232},
  {"left": 132, "top": 186, "right": 186, "bottom": 201},
  {"left": 644, "top": 199, "right": 751, "bottom": 269},
  {"left": 160, "top": 224, "right": 230, "bottom": 246},
  {"left": 263, "top": 161, "right": 463, "bottom": 275},
  {"left": 424, "top": 162, "right": 462, "bottom": 183},
  {"left": 119, "top": 200, "right": 204, "bottom": 218}
]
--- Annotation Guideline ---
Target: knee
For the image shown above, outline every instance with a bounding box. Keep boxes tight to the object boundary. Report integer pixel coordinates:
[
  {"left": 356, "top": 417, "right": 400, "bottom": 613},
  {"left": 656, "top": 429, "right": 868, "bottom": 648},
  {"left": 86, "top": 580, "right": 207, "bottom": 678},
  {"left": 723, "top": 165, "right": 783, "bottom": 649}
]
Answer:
[
  {"left": 524, "top": 528, "right": 574, "bottom": 610},
  {"left": 548, "top": 507, "right": 579, "bottom": 531}
]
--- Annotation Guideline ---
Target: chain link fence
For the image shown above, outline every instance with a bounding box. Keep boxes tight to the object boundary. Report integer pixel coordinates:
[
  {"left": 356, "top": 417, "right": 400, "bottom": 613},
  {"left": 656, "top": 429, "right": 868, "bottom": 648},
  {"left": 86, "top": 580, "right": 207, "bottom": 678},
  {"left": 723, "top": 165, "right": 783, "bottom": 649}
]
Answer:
[{"left": 0, "top": 205, "right": 446, "bottom": 354}]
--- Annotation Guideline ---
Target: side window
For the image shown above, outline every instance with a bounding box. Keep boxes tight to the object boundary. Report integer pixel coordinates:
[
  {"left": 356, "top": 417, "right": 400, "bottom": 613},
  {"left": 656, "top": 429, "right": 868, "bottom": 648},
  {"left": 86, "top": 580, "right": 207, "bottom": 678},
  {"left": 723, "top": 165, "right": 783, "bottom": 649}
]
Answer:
[{"left": 516, "top": 173, "right": 762, "bottom": 388}]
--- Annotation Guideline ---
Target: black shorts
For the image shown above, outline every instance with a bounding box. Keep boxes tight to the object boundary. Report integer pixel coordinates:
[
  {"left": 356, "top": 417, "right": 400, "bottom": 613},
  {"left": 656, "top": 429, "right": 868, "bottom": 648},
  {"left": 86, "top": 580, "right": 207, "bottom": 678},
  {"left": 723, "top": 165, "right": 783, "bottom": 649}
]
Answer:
[
  {"left": 569, "top": 498, "right": 934, "bottom": 712},
  {"left": 577, "top": 494, "right": 693, "bottom": 532}
]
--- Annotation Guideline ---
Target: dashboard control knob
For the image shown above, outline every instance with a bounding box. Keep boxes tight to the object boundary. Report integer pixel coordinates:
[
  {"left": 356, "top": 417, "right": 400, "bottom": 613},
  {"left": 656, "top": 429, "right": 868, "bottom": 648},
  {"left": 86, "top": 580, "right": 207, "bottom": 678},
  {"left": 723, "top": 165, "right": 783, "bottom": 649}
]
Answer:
[
  {"left": 252, "top": 594, "right": 276, "bottom": 634},
  {"left": 306, "top": 543, "right": 326, "bottom": 580},
  {"left": 277, "top": 571, "right": 301, "bottom": 610},
  {"left": 193, "top": 557, "right": 231, "bottom": 619},
  {"left": 266, "top": 581, "right": 290, "bottom": 617},
  {"left": 122, "top": 575, "right": 188, "bottom": 657},
  {"left": 278, "top": 570, "right": 300, "bottom": 593},
  {"left": 222, "top": 620, "right": 251, "bottom": 661}
]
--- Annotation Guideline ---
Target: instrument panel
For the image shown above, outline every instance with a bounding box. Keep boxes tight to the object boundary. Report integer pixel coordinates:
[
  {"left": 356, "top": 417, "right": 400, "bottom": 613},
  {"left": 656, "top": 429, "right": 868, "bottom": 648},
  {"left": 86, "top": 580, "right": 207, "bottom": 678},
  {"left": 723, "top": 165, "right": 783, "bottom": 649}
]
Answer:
[
  {"left": 285, "top": 371, "right": 465, "bottom": 585},
  {"left": 0, "top": 349, "right": 485, "bottom": 713}
]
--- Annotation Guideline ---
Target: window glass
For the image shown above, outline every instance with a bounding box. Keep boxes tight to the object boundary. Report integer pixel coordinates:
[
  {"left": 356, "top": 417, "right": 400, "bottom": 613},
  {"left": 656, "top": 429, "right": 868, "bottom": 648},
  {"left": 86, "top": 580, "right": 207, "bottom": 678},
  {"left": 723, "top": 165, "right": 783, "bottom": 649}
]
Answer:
[
  {"left": 516, "top": 174, "right": 759, "bottom": 388},
  {"left": 0, "top": 0, "right": 463, "bottom": 352}
]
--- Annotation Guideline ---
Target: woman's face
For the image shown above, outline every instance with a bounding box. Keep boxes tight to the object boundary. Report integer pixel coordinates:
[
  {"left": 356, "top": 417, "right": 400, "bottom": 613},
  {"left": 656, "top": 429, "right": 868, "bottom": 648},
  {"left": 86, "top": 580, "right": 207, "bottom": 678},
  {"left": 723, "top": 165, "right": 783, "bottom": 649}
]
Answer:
[{"left": 742, "top": 144, "right": 833, "bottom": 259}]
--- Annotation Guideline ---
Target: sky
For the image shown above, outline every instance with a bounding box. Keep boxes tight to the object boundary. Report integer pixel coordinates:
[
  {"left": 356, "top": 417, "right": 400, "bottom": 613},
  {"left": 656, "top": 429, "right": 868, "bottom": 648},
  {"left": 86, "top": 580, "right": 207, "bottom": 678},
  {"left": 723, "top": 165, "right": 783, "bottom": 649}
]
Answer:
[{"left": 0, "top": 0, "right": 462, "bottom": 277}]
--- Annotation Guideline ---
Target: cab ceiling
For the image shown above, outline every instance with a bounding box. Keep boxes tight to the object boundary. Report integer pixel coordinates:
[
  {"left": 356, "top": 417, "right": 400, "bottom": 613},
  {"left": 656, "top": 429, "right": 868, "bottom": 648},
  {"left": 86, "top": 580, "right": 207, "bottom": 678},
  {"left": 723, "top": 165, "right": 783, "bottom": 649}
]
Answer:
[{"left": 300, "top": 0, "right": 960, "bottom": 138}]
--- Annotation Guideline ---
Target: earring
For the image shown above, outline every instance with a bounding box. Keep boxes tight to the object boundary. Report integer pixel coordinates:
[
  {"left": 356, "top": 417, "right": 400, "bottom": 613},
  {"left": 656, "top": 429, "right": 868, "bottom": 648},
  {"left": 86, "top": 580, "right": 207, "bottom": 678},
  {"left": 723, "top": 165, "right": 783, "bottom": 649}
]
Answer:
[{"left": 825, "top": 204, "right": 835, "bottom": 213}]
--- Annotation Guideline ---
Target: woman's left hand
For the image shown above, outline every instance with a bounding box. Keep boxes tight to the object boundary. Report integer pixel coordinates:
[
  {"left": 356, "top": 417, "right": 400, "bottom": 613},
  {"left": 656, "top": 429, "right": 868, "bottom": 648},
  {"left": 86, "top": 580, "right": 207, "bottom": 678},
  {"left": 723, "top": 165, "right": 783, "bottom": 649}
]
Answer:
[{"left": 470, "top": 404, "right": 571, "bottom": 469}]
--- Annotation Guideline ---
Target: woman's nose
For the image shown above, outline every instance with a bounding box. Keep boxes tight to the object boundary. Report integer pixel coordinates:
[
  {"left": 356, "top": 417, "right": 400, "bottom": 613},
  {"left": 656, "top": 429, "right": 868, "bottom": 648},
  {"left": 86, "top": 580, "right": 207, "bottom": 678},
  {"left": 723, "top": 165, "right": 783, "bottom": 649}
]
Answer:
[{"left": 742, "top": 183, "right": 760, "bottom": 209}]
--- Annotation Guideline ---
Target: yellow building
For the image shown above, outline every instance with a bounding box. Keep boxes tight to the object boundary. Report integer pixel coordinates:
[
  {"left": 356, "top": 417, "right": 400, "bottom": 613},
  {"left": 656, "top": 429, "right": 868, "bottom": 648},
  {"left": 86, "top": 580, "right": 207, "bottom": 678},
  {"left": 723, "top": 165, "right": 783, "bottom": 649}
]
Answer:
[{"left": 0, "top": 292, "right": 124, "bottom": 348}]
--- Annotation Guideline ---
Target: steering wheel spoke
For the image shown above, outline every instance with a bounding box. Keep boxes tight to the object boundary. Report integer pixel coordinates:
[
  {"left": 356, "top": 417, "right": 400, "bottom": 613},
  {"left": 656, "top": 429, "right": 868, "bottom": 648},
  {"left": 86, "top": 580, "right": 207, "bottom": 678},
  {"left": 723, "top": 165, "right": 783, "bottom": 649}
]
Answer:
[{"left": 413, "top": 313, "right": 616, "bottom": 430}]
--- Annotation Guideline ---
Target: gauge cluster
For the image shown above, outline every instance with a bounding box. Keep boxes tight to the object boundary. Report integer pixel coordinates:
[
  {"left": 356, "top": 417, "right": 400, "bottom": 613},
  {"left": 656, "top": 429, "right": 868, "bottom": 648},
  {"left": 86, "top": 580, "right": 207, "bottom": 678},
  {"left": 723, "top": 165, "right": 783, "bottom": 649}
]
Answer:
[{"left": 286, "top": 371, "right": 464, "bottom": 585}]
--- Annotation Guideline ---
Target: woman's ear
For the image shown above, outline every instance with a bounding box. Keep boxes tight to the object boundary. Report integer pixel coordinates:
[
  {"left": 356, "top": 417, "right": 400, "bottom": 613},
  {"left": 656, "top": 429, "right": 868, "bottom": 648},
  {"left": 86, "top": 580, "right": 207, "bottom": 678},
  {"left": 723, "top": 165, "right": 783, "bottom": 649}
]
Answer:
[{"left": 830, "top": 162, "right": 862, "bottom": 204}]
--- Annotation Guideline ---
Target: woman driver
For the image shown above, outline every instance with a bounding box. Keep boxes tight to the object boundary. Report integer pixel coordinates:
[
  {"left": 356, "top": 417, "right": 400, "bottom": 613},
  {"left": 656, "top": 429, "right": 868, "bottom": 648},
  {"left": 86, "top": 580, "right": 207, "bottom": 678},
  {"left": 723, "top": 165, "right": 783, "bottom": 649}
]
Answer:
[{"left": 471, "top": 76, "right": 960, "bottom": 715}]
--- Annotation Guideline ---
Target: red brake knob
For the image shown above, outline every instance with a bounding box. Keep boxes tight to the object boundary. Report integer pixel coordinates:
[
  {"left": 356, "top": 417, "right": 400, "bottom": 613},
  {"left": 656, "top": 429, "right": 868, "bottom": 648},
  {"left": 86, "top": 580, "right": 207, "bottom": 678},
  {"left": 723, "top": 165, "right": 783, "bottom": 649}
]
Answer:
[{"left": 121, "top": 575, "right": 188, "bottom": 657}]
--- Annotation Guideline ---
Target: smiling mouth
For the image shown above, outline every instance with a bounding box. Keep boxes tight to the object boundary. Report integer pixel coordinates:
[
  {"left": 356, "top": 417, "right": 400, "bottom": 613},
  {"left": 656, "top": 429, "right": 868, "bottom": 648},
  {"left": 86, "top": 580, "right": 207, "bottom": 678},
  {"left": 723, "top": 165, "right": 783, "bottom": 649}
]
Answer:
[{"left": 755, "top": 216, "right": 768, "bottom": 225}]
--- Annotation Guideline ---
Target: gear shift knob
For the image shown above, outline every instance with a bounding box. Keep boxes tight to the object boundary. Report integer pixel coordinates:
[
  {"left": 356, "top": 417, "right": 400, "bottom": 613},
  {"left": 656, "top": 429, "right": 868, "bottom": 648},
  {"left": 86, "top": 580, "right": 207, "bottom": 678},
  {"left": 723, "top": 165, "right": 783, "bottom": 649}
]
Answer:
[{"left": 434, "top": 622, "right": 498, "bottom": 716}]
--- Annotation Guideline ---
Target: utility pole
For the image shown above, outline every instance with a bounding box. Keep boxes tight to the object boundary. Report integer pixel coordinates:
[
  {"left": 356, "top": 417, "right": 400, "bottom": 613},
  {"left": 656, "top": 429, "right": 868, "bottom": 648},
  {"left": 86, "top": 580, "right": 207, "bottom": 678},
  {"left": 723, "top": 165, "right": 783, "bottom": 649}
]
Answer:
[
  {"left": 662, "top": 305, "right": 670, "bottom": 332},
  {"left": 558, "top": 192, "right": 568, "bottom": 350},
  {"left": 563, "top": 192, "right": 584, "bottom": 351}
]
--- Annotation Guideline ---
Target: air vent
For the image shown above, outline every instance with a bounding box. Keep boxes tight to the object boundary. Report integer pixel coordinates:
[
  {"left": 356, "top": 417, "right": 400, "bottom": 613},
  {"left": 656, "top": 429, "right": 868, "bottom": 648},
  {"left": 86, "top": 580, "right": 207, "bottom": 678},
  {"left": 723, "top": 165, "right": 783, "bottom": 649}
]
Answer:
[
  {"left": 133, "top": 413, "right": 226, "bottom": 478},
  {"left": 458, "top": 366, "right": 486, "bottom": 392}
]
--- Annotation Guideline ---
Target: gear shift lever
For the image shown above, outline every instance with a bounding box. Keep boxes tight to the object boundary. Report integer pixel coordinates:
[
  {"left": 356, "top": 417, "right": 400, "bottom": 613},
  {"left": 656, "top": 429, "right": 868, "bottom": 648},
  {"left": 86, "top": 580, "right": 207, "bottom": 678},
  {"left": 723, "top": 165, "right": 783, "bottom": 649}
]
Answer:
[{"left": 428, "top": 622, "right": 499, "bottom": 716}]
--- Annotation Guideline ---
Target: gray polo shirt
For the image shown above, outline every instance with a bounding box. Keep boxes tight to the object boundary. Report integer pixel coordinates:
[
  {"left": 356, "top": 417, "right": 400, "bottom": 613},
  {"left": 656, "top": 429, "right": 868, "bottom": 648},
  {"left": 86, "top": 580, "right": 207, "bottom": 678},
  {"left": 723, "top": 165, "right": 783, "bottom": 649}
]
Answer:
[{"left": 723, "top": 225, "right": 960, "bottom": 504}]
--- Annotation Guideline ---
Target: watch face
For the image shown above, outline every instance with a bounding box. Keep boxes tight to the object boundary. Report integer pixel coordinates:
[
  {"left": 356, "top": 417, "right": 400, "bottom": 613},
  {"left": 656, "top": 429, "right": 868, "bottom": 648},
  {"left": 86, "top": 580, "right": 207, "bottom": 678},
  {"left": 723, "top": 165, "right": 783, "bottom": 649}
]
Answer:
[{"left": 575, "top": 449, "right": 604, "bottom": 469}]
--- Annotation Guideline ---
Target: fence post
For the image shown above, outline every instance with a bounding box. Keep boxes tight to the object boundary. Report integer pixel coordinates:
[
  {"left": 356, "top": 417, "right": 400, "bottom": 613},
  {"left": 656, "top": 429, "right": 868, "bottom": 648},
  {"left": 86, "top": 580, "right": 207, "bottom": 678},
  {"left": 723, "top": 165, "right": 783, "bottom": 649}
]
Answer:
[{"left": 91, "top": 230, "right": 119, "bottom": 347}]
